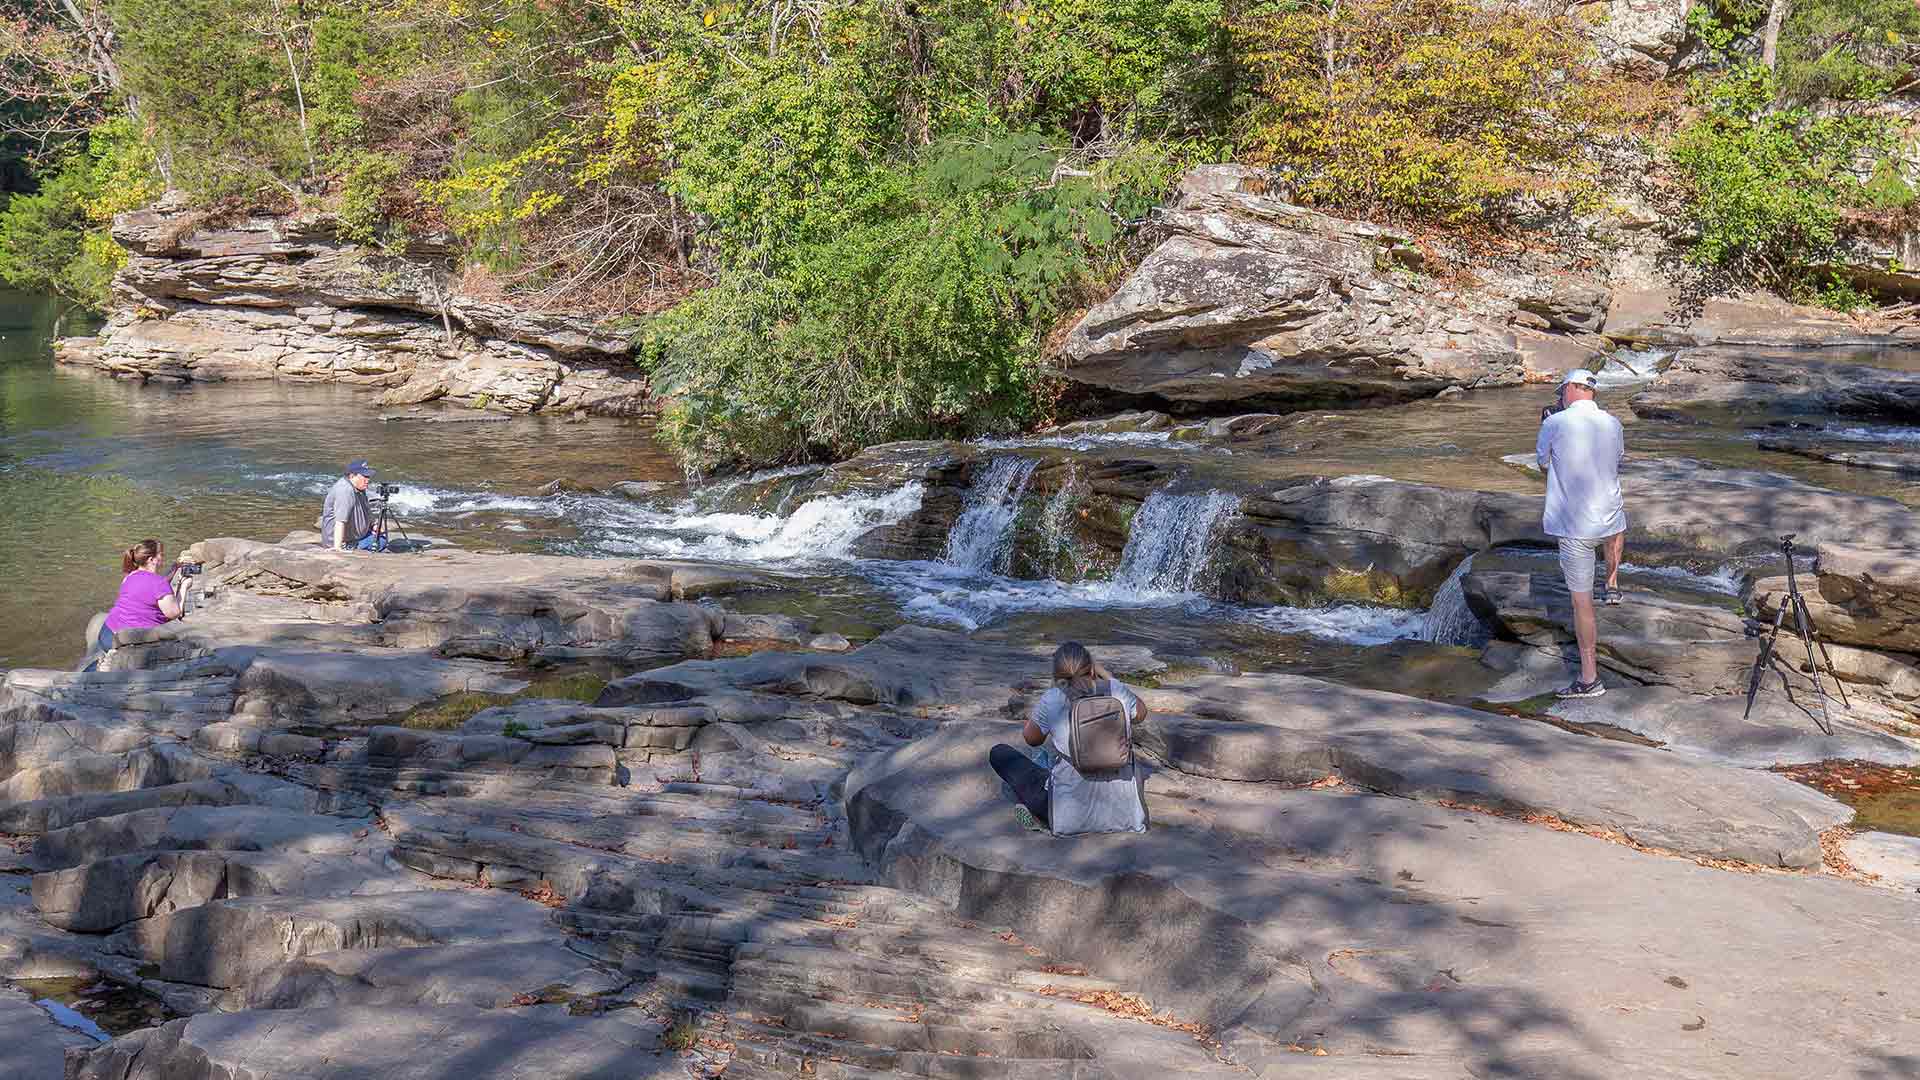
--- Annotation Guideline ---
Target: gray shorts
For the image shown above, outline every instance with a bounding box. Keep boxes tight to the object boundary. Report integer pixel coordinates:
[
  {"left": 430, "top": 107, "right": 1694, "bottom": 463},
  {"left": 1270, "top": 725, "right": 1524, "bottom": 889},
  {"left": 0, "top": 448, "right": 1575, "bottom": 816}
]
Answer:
[{"left": 1558, "top": 537, "right": 1602, "bottom": 594}]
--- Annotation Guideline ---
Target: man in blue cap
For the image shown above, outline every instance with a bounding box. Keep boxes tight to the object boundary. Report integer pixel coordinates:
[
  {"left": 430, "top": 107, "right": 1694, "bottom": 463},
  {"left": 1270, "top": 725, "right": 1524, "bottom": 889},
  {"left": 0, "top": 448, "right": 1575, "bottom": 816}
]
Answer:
[{"left": 319, "top": 459, "right": 387, "bottom": 552}]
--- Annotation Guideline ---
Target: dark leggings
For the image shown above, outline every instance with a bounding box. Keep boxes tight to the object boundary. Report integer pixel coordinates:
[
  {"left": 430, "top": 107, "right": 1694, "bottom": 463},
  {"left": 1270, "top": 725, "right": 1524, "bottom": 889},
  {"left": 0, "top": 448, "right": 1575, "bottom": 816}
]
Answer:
[{"left": 989, "top": 744, "right": 1050, "bottom": 828}]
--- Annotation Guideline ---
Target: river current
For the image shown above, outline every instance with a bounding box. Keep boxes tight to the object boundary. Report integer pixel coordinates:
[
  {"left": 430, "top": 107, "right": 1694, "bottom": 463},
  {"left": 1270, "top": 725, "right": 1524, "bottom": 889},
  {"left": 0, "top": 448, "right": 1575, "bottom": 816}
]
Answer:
[{"left": 6, "top": 288, "right": 1920, "bottom": 688}]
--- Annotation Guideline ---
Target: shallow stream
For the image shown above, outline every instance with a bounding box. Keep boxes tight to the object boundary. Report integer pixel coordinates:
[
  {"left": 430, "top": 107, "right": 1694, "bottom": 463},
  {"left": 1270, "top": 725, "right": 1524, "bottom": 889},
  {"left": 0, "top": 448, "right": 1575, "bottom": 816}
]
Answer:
[{"left": 7, "top": 287, "right": 1920, "bottom": 700}]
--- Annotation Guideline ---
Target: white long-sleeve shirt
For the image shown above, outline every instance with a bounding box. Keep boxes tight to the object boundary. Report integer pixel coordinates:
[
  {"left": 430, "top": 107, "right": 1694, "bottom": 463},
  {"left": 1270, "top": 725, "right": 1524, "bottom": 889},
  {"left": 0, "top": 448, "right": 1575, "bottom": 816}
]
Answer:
[{"left": 1536, "top": 399, "right": 1626, "bottom": 540}]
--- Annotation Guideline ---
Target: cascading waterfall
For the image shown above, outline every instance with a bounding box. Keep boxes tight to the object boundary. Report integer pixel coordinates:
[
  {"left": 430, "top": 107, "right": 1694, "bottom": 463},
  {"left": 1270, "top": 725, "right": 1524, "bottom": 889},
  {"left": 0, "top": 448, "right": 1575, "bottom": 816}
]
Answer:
[
  {"left": 1038, "top": 464, "right": 1082, "bottom": 578},
  {"left": 1420, "top": 554, "right": 1487, "bottom": 645},
  {"left": 943, "top": 457, "right": 1039, "bottom": 574},
  {"left": 1111, "top": 490, "right": 1241, "bottom": 596}
]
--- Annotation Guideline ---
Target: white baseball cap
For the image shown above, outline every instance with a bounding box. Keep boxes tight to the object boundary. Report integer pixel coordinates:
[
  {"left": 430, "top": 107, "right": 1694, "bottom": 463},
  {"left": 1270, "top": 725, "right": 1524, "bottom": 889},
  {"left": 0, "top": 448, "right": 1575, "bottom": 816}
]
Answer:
[{"left": 1559, "top": 369, "right": 1598, "bottom": 389}]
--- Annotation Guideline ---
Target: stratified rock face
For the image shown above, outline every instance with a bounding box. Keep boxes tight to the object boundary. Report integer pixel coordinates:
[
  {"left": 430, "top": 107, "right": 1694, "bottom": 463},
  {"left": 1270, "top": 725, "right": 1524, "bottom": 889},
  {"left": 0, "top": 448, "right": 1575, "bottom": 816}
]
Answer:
[
  {"left": 1631, "top": 346, "right": 1920, "bottom": 423},
  {"left": 1060, "top": 166, "right": 1529, "bottom": 410},
  {"left": 52, "top": 199, "right": 650, "bottom": 416}
]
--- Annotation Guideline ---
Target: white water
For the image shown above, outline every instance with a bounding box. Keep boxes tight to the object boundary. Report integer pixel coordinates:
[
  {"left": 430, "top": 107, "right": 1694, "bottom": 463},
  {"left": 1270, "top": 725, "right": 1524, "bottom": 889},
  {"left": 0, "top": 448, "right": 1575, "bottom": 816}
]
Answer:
[
  {"left": 1420, "top": 554, "right": 1486, "bottom": 645},
  {"left": 1249, "top": 603, "right": 1429, "bottom": 645},
  {"left": 943, "top": 457, "right": 1038, "bottom": 573},
  {"left": 1594, "top": 348, "right": 1668, "bottom": 388},
  {"left": 1037, "top": 464, "right": 1081, "bottom": 578},
  {"left": 1112, "top": 490, "right": 1241, "bottom": 595},
  {"left": 595, "top": 483, "right": 928, "bottom": 562}
]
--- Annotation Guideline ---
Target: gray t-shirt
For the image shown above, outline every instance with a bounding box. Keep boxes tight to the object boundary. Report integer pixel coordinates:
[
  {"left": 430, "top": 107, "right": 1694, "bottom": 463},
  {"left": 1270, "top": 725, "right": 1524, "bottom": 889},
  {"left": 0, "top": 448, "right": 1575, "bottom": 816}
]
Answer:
[
  {"left": 319, "top": 476, "right": 372, "bottom": 547},
  {"left": 1034, "top": 680, "right": 1147, "bottom": 835}
]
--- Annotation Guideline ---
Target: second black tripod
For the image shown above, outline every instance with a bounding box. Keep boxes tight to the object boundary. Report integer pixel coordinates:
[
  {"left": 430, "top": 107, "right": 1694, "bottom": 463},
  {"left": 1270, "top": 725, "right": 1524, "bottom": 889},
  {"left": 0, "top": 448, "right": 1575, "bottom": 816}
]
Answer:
[{"left": 1743, "top": 534, "right": 1849, "bottom": 736}]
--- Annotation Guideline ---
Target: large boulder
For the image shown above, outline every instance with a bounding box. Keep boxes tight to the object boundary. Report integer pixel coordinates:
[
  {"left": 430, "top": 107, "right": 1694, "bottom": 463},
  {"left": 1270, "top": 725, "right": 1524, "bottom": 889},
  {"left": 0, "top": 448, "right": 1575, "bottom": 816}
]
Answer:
[{"left": 1060, "top": 166, "right": 1526, "bottom": 410}]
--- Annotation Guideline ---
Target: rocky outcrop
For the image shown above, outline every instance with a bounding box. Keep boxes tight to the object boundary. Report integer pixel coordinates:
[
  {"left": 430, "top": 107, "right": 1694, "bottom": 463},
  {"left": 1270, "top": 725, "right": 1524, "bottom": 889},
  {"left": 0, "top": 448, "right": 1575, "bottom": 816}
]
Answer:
[
  {"left": 1059, "top": 166, "right": 1531, "bottom": 410},
  {"left": 53, "top": 200, "right": 650, "bottom": 416},
  {"left": 1631, "top": 346, "right": 1920, "bottom": 423}
]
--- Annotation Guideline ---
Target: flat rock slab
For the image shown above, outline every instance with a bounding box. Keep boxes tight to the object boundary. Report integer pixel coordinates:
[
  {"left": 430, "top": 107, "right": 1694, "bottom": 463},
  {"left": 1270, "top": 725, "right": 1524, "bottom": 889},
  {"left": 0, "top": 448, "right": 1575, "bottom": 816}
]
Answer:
[
  {"left": 1549, "top": 686, "right": 1920, "bottom": 768},
  {"left": 67, "top": 1005, "right": 675, "bottom": 1079},
  {"left": 1759, "top": 437, "right": 1920, "bottom": 475},
  {"left": 1631, "top": 346, "right": 1920, "bottom": 423},
  {"left": 1844, "top": 831, "right": 1920, "bottom": 893},
  {"left": 601, "top": 625, "right": 1163, "bottom": 724},
  {"left": 242, "top": 941, "right": 624, "bottom": 1009},
  {"left": 846, "top": 725, "right": 1920, "bottom": 1078},
  {"left": 0, "top": 985, "right": 98, "bottom": 1080},
  {"left": 111, "top": 890, "right": 563, "bottom": 989},
  {"left": 34, "top": 850, "right": 410, "bottom": 932},
  {"left": 1138, "top": 672, "right": 1847, "bottom": 866},
  {"left": 32, "top": 805, "right": 367, "bottom": 871}
]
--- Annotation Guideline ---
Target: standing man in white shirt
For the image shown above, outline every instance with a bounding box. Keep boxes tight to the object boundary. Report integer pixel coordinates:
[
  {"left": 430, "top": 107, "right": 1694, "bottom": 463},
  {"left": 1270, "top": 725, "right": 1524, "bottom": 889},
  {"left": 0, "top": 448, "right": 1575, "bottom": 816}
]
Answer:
[{"left": 1536, "top": 370, "right": 1625, "bottom": 699}]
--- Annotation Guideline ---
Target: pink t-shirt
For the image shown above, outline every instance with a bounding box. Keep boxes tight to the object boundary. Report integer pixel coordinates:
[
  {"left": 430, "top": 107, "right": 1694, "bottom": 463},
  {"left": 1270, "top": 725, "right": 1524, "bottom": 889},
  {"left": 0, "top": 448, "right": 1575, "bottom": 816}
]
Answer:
[{"left": 105, "top": 570, "right": 174, "bottom": 631}]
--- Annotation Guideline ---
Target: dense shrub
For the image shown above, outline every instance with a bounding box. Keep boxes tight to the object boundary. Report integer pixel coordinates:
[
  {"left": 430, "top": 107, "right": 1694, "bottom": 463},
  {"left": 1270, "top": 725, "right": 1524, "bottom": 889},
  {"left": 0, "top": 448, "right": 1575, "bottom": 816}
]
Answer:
[
  {"left": 1232, "top": 0, "right": 1625, "bottom": 224},
  {"left": 0, "top": 118, "right": 158, "bottom": 308}
]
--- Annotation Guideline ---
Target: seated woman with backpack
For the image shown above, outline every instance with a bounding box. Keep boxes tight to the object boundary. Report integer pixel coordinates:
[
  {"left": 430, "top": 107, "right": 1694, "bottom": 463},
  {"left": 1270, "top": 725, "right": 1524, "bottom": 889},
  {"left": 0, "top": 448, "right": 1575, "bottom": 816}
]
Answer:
[{"left": 988, "top": 642, "right": 1149, "bottom": 835}]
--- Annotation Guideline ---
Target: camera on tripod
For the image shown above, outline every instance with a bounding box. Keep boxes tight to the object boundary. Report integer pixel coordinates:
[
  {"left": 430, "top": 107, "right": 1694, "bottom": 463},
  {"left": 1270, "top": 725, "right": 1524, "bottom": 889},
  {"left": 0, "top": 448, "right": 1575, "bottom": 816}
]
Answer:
[{"left": 374, "top": 482, "right": 401, "bottom": 500}]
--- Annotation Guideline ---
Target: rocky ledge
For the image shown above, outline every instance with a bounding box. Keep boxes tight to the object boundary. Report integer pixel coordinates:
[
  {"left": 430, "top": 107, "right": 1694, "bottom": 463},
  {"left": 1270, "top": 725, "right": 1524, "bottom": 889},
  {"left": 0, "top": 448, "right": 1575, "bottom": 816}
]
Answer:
[
  {"left": 3, "top": 537, "right": 1917, "bottom": 1078},
  {"left": 52, "top": 199, "right": 650, "bottom": 416}
]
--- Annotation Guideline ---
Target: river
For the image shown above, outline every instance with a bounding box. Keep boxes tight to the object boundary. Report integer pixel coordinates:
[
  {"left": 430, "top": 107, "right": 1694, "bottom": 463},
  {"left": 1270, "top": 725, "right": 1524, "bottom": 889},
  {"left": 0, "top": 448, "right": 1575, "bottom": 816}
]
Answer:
[{"left": 7, "top": 287, "right": 1920, "bottom": 685}]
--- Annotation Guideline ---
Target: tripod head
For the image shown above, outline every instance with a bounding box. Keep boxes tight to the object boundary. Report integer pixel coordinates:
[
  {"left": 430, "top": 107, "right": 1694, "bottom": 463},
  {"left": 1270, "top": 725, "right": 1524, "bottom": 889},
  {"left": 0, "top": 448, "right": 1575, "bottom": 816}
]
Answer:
[{"left": 1780, "top": 533, "right": 1798, "bottom": 557}]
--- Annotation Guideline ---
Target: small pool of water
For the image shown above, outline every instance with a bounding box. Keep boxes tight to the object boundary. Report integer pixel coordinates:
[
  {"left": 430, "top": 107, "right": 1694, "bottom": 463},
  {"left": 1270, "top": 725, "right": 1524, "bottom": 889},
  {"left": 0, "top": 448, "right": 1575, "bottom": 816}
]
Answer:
[{"left": 9, "top": 975, "right": 179, "bottom": 1039}]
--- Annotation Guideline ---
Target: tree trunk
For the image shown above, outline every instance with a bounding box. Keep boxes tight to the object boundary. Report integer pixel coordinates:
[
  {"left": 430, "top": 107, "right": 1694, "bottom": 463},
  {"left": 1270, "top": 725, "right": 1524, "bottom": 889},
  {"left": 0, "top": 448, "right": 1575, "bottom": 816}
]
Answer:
[{"left": 1762, "top": 0, "right": 1790, "bottom": 70}]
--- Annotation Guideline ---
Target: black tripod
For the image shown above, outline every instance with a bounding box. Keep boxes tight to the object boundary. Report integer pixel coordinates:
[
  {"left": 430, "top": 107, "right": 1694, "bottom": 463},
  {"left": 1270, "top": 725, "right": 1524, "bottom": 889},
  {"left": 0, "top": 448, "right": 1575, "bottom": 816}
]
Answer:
[
  {"left": 1743, "top": 534, "right": 1849, "bottom": 736},
  {"left": 370, "top": 493, "right": 412, "bottom": 550}
]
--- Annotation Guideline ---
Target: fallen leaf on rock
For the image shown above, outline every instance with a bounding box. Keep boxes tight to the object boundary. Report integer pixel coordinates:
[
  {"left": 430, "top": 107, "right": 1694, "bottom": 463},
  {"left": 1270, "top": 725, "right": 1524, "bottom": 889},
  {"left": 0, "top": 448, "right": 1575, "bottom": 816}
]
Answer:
[{"left": 1682, "top": 1016, "right": 1707, "bottom": 1032}]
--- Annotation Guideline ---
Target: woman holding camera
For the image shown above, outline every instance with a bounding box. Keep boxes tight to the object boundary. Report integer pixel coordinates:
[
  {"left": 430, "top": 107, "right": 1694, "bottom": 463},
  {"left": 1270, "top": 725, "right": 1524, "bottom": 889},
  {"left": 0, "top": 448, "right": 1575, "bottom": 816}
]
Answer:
[{"left": 98, "top": 539, "right": 184, "bottom": 654}]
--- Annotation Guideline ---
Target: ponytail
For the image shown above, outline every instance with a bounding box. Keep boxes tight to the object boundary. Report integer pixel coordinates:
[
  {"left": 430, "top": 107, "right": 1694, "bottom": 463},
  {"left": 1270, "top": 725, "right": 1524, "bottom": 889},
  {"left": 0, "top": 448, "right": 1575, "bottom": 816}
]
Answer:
[
  {"left": 1051, "top": 641, "right": 1104, "bottom": 700},
  {"left": 122, "top": 539, "right": 161, "bottom": 574}
]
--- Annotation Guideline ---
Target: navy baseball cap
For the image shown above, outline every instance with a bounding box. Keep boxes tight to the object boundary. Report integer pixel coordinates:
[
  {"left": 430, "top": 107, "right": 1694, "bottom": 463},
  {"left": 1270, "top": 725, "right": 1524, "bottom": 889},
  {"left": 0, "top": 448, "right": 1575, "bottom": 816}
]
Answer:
[{"left": 347, "top": 459, "right": 376, "bottom": 477}]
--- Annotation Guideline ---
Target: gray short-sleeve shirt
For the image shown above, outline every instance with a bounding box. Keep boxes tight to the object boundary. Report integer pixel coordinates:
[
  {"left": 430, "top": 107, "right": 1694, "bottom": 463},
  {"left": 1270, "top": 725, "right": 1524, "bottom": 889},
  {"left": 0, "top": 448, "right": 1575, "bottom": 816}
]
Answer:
[
  {"left": 1033, "top": 680, "right": 1148, "bottom": 835},
  {"left": 319, "top": 476, "right": 372, "bottom": 546}
]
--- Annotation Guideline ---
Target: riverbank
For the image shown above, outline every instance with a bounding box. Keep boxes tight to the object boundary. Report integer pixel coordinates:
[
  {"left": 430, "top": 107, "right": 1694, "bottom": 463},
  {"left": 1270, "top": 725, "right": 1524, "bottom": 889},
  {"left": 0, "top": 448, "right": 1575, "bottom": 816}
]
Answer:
[{"left": 5, "top": 535, "right": 1919, "bottom": 1077}]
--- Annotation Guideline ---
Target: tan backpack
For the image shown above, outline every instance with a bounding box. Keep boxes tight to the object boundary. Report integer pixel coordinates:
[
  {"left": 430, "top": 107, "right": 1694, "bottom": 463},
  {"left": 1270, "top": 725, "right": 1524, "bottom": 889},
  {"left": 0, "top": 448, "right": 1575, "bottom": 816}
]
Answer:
[{"left": 1066, "top": 680, "right": 1133, "bottom": 775}]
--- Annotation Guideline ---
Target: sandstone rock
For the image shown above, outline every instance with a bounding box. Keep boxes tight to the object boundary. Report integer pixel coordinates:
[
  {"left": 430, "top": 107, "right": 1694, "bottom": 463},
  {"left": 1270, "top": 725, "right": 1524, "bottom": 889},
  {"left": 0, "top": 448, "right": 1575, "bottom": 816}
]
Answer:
[
  {"left": 65, "top": 1005, "right": 670, "bottom": 1079},
  {"left": 1061, "top": 166, "right": 1525, "bottom": 409},
  {"left": 1759, "top": 437, "right": 1920, "bottom": 475},
  {"left": 1519, "top": 281, "right": 1611, "bottom": 333},
  {"left": 1751, "top": 543, "right": 1920, "bottom": 654},
  {"left": 110, "top": 890, "right": 561, "bottom": 989},
  {"left": 240, "top": 941, "right": 623, "bottom": 1010},
  {"left": 1601, "top": 288, "right": 1916, "bottom": 349},
  {"left": 846, "top": 725, "right": 1920, "bottom": 1076},
  {"left": 1133, "top": 672, "right": 1846, "bottom": 865},
  {"left": 1843, "top": 831, "right": 1920, "bottom": 892},
  {"left": 1549, "top": 685, "right": 1920, "bottom": 768},
  {"left": 0, "top": 986, "right": 95, "bottom": 1080},
  {"left": 1632, "top": 346, "right": 1920, "bottom": 422},
  {"left": 54, "top": 203, "right": 651, "bottom": 415},
  {"left": 33, "top": 806, "right": 365, "bottom": 871},
  {"left": 1577, "top": 0, "right": 1695, "bottom": 75}
]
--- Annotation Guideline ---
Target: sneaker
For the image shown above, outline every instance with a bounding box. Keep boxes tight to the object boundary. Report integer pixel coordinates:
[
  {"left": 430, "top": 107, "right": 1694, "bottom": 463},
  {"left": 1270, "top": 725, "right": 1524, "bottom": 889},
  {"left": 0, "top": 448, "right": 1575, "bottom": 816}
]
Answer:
[
  {"left": 1603, "top": 585, "right": 1624, "bottom": 606},
  {"left": 1556, "top": 679, "right": 1606, "bottom": 699},
  {"left": 1012, "top": 805, "right": 1046, "bottom": 833}
]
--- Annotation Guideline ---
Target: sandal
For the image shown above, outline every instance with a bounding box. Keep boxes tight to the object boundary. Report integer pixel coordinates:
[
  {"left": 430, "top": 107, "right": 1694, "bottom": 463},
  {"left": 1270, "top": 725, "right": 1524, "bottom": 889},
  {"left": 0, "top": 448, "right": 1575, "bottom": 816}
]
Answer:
[{"left": 1603, "top": 587, "right": 1624, "bottom": 606}]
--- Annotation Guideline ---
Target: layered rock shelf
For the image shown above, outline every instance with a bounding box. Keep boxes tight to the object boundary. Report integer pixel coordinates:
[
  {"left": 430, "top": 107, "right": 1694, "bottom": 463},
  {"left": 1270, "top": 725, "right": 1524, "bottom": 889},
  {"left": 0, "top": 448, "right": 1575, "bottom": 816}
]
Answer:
[
  {"left": 3, "top": 535, "right": 1918, "bottom": 1078},
  {"left": 51, "top": 200, "right": 650, "bottom": 416}
]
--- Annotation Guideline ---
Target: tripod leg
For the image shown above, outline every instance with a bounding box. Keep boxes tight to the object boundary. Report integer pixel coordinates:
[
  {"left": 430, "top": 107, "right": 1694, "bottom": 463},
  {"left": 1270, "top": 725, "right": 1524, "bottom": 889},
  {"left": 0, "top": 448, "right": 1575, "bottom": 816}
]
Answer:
[
  {"left": 1744, "top": 605, "right": 1787, "bottom": 721},
  {"left": 1789, "top": 595, "right": 1836, "bottom": 737},
  {"left": 1806, "top": 622, "right": 1853, "bottom": 710}
]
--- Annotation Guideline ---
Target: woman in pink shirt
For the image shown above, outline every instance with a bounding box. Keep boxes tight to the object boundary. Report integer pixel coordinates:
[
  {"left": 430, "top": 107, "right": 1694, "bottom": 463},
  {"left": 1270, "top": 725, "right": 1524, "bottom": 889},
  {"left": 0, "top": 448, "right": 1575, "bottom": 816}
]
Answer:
[{"left": 98, "top": 539, "right": 183, "bottom": 654}]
